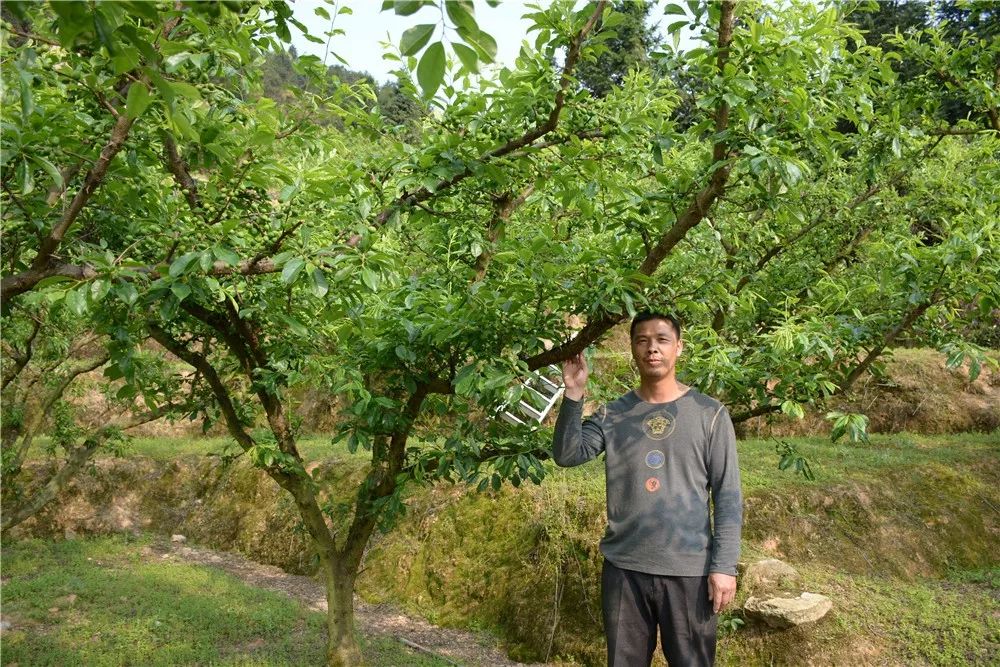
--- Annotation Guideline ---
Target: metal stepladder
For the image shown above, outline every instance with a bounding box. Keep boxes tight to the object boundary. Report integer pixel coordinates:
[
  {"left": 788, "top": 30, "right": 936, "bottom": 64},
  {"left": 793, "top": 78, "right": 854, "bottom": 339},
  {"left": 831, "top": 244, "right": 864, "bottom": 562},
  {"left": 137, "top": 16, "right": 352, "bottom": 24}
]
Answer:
[{"left": 499, "top": 365, "right": 565, "bottom": 426}]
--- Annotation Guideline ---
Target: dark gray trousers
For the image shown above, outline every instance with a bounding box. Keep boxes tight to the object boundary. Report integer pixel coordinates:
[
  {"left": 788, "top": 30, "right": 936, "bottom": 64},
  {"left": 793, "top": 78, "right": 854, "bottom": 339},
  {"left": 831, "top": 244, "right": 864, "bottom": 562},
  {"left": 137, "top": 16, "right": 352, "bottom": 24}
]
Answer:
[{"left": 602, "top": 560, "right": 717, "bottom": 667}]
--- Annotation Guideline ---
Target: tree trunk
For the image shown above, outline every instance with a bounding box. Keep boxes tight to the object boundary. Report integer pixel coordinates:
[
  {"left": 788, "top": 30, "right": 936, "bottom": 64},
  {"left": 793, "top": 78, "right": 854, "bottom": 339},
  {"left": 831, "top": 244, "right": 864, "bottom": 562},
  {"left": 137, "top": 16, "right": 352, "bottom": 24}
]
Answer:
[{"left": 323, "top": 555, "right": 363, "bottom": 666}]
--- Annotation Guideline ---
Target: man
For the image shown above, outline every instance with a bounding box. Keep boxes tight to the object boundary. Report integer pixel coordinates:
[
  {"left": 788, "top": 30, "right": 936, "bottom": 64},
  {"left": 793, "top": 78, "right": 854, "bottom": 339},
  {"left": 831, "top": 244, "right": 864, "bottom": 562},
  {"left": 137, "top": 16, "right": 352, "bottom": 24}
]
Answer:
[{"left": 553, "top": 311, "right": 742, "bottom": 666}]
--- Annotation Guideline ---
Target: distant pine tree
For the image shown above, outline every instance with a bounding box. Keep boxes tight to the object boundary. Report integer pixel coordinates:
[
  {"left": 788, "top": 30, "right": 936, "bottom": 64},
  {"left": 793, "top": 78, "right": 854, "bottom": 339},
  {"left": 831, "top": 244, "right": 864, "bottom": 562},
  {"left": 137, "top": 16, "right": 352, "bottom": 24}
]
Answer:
[{"left": 576, "top": 0, "right": 661, "bottom": 98}]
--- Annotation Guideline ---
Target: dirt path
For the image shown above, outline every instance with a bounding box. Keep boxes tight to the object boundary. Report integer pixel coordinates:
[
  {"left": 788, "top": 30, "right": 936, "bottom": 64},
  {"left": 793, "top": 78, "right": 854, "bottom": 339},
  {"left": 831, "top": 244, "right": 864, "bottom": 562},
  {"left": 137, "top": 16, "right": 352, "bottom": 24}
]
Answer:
[{"left": 146, "top": 539, "right": 536, "bottom": 666}]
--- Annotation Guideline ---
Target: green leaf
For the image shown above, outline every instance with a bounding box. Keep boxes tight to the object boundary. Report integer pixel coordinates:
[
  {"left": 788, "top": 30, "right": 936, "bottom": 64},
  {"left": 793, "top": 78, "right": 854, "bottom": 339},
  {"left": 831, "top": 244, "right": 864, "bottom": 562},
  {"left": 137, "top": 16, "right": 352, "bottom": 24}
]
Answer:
[
  {"left": 116, "top": 282, "right": 139, "bottom": 306},
  {"left": 125, "top": 83, "right": 153, "bottom": 119},
  {"left": 453, "top": 42, "right": 479, "bottom": 73},
  {"left": 51, "top": 0, "right": 90, "bottom": 47},
  {"left": 31, "top": 155, "right": 63, "bottom": 189},
  {"left": 146, "top": 68, "right": 174, "bottom": 104},
  {"left": 213, "top": 247, "right": 241, "bottom": 267},
  {"left": 170, "top": 282, "right": 192, "bottom": 302},
  {"left": 169, "top": 252, "right": 200, "bottom": 278},
  {"left": 310, "top": 267, "right": 329, "bottom": 298},
  {"left": 401, "top": 24, "right": 436, "bottom": 56},
  {"left": 314, "top": 6, "right": 330, "bottom": 19},
  {"left": 361, "top": 267, "right": 380, "bottom": 291},
  {"left": 121, "top": 1, "right": 158, "bottom": 22},
  {"left": 65, "top": 287, "right": 87, "bottom": 316},
  {"left": 417, "top": 41, "right": 446, "bottom": 98},
  {"left": 279, "top": 314, "right": 309, "bottom": 336},
  {"left": 18, "top": 69, "right": 33, "bottom": 120},
  {"left": 780, "top": 400, "right": 805, "bottom": 419},
  {"left": 281, "top": 257, "right": 306, "bottom": 284},
  {"left": 458, "top": 27, "right": 496, "bottom": 62},
  {"left": 90, "top": 279, "right": 110, "bottom": 302},
  {"left": 969, "top": 359, "right": 981, "bottom": 382},
  {"left": 446, "top": 0, "right": 478, "bottom": 33},
  {"left": 391, "top": 0, "right": 426, "bottom": 16},
  {"left": 111, "top": 47, "right": 141, "bottom": 74},
  {"left": 169, "top": 81, "right": 201, "bottom": 100},
  {"left": 20, "top": 160, "right": 34, "bottom": 195},
  {"left": 93, "top": 10, "right": 118, "bottom": 56},
  {"left": 664, "top": 3, "right": 687, "bottom": 16},
  {"left": 667, "top": 20, "right": 688, "bottom": 34},
  {"left": 35, "top": 275, "right": 74, "bottom": 290}
]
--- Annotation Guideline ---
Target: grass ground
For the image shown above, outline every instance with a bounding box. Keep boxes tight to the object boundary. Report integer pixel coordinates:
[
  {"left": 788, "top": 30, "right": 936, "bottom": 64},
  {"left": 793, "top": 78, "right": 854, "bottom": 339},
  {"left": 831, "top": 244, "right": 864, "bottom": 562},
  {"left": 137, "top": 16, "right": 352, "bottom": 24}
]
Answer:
[
  {"left": 0, "top": 534, "right": 451, "bottom": 667},
  {"left": 714, "top": 559, "right": 1000, "bottom": 666}
]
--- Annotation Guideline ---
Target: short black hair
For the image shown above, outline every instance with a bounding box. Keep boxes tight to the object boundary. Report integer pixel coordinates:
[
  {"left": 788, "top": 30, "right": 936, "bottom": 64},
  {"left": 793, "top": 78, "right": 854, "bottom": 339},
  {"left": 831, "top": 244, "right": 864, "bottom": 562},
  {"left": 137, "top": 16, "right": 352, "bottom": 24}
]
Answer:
[{"left": 630, "top": 311, "right": 682, "bottom": 340}]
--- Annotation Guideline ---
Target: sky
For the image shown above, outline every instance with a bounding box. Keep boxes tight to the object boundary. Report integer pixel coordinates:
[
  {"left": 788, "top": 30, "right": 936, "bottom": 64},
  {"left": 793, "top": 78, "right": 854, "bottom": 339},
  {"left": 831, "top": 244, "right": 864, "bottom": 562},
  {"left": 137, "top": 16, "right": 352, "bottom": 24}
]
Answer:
[{"left": 289, "top": 0, "right": 693, "bottom": 85}]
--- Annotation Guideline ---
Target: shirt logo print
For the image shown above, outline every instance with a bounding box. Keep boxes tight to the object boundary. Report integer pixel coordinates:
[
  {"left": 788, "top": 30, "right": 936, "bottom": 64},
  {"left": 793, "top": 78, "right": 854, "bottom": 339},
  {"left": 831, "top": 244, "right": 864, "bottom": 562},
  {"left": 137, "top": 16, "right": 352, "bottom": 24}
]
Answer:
[
  {"left": 642, "top": 412, "right": 675, "bottom": 440},
  {"left": 645, "top": 450, "right": 665, "bottom": 469},
  {"left": 645, "top": 477, "right": 661, "bottom": 492}
]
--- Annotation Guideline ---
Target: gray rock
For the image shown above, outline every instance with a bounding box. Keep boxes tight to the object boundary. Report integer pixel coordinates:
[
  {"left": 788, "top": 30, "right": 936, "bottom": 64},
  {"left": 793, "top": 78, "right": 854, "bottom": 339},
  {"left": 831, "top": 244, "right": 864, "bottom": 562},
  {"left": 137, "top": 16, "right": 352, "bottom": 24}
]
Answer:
[
  {"left": 0, "top": 619, "right": 12, "bottom": 632},
  {"left": 744, "top": 592, "right": 832, "bottom": 628},
  {"left": 171, "top": 534, "right": 187, "bottom": 543},
  {"left": 741, "top": 558, "right": 802, "bottom": 593}
]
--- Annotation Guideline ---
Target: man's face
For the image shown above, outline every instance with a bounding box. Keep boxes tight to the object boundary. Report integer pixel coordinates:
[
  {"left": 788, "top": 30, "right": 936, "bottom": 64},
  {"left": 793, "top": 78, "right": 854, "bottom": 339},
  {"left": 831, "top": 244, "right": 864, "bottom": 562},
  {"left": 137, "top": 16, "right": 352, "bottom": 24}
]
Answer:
[{"left": 630, "top": 318, "right": 683, "bottom": 381}]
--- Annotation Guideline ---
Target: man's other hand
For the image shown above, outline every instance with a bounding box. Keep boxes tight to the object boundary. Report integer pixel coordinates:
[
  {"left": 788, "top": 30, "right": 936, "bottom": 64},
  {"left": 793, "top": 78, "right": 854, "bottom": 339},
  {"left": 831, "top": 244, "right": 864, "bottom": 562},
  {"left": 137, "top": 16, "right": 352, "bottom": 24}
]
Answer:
[
  {"left": 708, "top": 573, "right": 736, "bottom": 614},
  {"left": 562, "top": 352, "right": 588, "bottom": 401}
]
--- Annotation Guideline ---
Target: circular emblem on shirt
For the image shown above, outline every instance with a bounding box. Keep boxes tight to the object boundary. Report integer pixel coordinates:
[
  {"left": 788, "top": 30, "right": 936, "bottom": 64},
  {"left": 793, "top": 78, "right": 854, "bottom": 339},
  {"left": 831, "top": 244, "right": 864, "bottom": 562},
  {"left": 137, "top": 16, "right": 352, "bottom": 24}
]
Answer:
[
  {"left": 645, "top": 449, "right": 665, "bottom": 469},
  {"left": 642, "top": 411, "right": 675, "bottom": 440},
  {"left": 645, "top": 477, "right": 661, "bottom": 492}
]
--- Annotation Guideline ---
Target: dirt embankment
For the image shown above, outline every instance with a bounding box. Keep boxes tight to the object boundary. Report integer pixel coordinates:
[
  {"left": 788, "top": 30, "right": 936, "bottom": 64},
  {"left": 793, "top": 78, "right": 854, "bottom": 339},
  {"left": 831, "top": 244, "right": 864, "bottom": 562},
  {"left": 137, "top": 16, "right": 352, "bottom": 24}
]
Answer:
[{"left": 741, "top": 348, "right": 1000, "bottom": 437}]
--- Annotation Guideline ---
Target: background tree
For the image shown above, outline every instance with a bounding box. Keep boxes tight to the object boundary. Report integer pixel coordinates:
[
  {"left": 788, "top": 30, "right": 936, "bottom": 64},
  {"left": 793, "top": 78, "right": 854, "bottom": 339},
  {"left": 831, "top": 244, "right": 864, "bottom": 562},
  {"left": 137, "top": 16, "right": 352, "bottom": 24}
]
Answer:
[
  {"left": 576, "top": 0, "right": 661, "bottom": 97},
  {"left": 0, "top": 301, "right": 183, "bottom": 533}
]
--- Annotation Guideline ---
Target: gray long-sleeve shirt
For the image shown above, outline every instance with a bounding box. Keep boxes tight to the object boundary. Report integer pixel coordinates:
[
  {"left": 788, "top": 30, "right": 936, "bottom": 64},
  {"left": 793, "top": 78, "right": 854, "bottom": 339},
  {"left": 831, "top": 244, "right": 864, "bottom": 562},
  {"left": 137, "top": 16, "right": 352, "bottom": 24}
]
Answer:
[{"left": 553, "top": 389, "right": 742, "bottom": 576}]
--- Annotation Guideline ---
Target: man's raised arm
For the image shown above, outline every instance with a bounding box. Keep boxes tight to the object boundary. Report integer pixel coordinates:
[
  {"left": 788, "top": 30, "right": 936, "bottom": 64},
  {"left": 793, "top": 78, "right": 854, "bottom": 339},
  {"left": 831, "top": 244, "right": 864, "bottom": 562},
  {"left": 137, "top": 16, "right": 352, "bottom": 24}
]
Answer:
[{"left": 552, "top": 353, "right": 605, "bottom": 467}]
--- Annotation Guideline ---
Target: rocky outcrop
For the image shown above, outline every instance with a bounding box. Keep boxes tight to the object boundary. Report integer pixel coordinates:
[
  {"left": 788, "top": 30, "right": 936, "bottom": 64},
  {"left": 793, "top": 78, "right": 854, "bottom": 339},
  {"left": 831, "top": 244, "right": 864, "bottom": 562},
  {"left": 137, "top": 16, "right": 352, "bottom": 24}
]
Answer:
[
  {"left": 739, "top": 558, "right": 831, "bottom": 628},
  {"left": 744, "top": 592, "right": 833, "bottom": 628}
]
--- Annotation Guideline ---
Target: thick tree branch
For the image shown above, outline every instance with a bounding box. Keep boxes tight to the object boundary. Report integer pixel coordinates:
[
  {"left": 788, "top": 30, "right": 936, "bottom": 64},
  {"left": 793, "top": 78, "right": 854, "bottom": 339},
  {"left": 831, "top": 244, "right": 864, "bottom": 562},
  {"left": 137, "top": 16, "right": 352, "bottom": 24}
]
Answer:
[
  {"left": 163, "top": 134, "right": 205, "bottom": 219},
  {"left": 474, "top": 184, "right": 535, "bottom": 281},
  {"left": 1, "top": 315, "right": 41, "bottom": 391},
  {"left": 730, "top": 403, "right": 781, "bottom": 423},
  {"left": 8, "top": 352, "right": 109, "bottom": 476},
  {"left": 714, "top": 135, "right": 948, "bottom": 334},
  {"left": 2, "top": 12, "right": 184, "bottom": 305},
  {"left": 147, "top": 323, "right": 257, "bottom": 452},
  {"left": 339, "top": 384, "right": 428, "bottom": 569},
  {"left": 149, "top": 321, "right": 336, "bottom": 560},
  {"left": 2, "top": 108, "right": 136, "bottom": 303}
]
